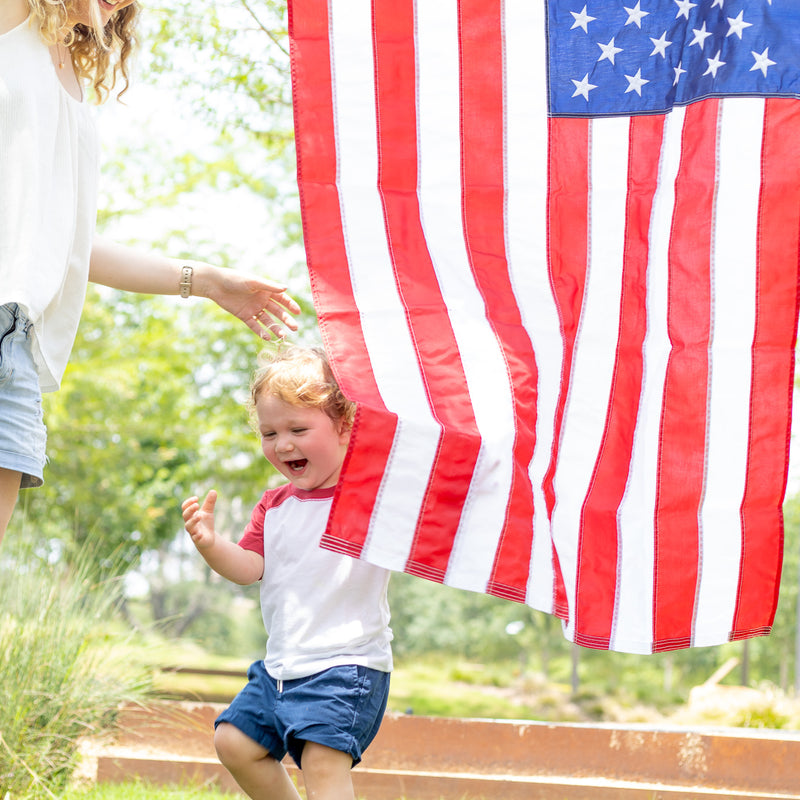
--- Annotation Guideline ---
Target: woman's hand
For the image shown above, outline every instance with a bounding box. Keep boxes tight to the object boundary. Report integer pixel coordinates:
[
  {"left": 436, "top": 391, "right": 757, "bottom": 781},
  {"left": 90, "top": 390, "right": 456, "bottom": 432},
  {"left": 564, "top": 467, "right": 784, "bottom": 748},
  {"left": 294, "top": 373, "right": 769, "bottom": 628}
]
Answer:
[{"left": 197, "top": 268, "right": 301, "bottom": 339}]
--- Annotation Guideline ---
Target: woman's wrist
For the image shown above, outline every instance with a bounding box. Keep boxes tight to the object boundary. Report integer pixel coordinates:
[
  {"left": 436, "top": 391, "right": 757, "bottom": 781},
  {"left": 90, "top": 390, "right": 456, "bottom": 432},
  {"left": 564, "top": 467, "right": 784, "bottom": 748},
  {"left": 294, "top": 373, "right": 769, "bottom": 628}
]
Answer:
[
  {"left": 179, "top": 265, "right": 193, "bottom": 298},
  {"left": 183, "top": 261, "right": 219, "bottom": 301}
]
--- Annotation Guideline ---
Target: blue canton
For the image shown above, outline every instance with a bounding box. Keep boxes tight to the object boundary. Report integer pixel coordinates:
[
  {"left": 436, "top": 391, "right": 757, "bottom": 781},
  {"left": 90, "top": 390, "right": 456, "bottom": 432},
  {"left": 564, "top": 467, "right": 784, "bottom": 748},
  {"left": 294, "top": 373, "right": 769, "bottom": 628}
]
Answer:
[{"left": 548, "top": 0, "right": 800, "bottom": 116}]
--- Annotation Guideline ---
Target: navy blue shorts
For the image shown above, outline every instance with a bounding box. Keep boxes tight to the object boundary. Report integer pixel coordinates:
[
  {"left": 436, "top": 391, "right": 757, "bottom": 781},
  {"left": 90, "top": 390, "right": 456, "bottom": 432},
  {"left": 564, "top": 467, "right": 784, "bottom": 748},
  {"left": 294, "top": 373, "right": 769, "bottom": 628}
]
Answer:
[{"left": 215, "top": 661, "right": 390, "bottom": 768}]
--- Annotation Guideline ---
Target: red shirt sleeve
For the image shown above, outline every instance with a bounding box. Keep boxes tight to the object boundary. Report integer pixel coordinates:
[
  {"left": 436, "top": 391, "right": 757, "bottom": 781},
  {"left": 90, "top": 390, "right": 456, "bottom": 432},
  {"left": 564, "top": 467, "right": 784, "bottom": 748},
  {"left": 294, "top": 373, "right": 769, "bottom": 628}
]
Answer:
[{"left": 238, "top": 492, "right": 269, "bottom": 556}]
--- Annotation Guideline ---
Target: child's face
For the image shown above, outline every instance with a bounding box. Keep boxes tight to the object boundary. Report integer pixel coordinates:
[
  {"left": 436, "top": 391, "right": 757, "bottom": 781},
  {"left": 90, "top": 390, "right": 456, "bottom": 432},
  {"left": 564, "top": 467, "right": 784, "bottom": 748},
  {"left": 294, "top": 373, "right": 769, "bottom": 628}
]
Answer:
[{"left": 255, "top": 393, "right": 350, "bottom": 491}]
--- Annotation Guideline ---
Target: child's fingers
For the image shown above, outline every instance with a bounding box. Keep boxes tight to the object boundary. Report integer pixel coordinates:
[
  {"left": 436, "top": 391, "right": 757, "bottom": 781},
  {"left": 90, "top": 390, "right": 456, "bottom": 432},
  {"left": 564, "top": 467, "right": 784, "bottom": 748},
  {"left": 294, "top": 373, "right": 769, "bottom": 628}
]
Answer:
[{"left": 201, "top": 489, "right": 218, "bottom": 513}]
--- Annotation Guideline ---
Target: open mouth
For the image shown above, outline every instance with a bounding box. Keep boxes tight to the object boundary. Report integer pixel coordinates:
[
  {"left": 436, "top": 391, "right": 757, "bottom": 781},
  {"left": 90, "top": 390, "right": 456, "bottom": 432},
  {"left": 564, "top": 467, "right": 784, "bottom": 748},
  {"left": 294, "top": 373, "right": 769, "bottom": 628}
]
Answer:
[{"left": 286, "top": 459, "right": 308, "bottom": 473}]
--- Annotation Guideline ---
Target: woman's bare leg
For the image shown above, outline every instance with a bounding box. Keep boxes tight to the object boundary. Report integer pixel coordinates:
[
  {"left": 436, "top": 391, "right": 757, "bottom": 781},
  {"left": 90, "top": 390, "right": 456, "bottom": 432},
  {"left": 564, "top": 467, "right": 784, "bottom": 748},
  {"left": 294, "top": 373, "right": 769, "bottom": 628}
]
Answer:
[{"left": 0, "top": 468, "right": 21, "bottom": 546}]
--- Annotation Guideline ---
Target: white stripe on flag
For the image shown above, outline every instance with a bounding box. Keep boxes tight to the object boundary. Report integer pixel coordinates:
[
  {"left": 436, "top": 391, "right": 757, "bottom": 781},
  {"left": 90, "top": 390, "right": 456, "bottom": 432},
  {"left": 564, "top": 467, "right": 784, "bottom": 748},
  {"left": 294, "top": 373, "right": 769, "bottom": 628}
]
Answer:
[
  {"left": 329, "top": 0, "right": 440, "bottom": 569},
  {"left": 695, "top": 98, "right": 763, "bottom": 646},
  {"left": 414, "top": 0, "right": 517, "bottom": 592},
  {"left": 612, "top": 106, "right": 685, "bottom": 653},
  {"left": 504, "top": 0, "right": 560, "bottom": 614},
  {"left": 556, "top": 116, "right": 629, "bottom": 644}
]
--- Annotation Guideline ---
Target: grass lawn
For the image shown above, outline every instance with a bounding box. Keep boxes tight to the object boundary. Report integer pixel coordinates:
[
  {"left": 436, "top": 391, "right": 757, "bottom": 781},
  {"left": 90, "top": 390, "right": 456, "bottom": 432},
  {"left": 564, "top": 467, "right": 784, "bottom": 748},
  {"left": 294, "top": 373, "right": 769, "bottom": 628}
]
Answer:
[{"left": 62, "top": 786, "right": 241, "bottom": 800}]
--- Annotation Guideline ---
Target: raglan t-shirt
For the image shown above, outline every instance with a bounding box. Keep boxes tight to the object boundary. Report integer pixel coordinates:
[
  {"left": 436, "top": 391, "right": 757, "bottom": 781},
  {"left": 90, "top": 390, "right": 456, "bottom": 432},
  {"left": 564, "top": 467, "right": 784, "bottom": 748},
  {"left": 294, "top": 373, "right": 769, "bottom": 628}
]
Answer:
[
  {"left": 0, "top": 17, "right": 98, "bottom": 391},
  {"left": 238, "top": 483, "right": 393, "bottom": 680}
]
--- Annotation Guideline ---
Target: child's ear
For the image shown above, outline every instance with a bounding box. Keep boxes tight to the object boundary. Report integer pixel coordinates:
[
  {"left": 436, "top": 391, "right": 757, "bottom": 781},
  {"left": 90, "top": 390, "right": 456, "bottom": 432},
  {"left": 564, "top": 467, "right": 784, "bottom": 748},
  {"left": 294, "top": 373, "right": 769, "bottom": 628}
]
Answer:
[{"left": 337, "top": 418, "right": 352, "bottom": 444}]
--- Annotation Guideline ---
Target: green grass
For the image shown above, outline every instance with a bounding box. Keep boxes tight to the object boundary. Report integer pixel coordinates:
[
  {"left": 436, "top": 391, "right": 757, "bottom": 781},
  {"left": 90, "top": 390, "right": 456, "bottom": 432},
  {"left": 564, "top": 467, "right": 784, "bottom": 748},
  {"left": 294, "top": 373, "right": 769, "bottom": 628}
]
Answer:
[
  {"left": 386, "top": 660, "right": 541, "bottom": 720},
  {"left": 60, "top": 785, "right": 432, "bottom": 800},
  {"left": 61, "top": 785, "right": 241, "bottom": 800}
]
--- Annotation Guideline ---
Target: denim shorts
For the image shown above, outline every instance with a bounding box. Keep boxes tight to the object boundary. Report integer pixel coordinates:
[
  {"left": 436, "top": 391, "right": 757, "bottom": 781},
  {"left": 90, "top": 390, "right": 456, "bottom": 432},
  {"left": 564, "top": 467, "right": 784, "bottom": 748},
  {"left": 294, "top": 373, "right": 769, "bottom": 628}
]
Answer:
[
  {"left": 0, "top": 305, "right": 46, "bottom": 488},
  {"left": 215, "top": 660, "right": 390, "bottom": 768}
]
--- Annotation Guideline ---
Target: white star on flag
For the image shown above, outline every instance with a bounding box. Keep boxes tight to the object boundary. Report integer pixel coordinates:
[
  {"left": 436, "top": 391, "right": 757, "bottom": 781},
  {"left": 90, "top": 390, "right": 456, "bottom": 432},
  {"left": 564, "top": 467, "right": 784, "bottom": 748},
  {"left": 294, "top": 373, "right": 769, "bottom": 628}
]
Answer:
[
  {"left": 624, "top": 68, "right": 649, "bottom": 95},
  {"left": 624, "top": 1, "right": 649, "bottom": 28},
  {"left": 690, "top": 22, "right": 712, "bottom": 50},
  {"left": 727, "top": 11, "right": 753, "bottom": 40},
  {"left": 751, "top": 47, "right": 776, "bottom": 77},
  {"left": 650, "top": 31, "right": 672, "bottom": 58},
  {"left": 704, "top": 50, "right": 726, "bottom": 78},
  {"left": 570, "top": 5, "right": 596, "bottom": 33},
  {"left": 571, "top": 73, "right": 597, "bottom": 100},
  {"left": 674, "top": 0, "right": 697, "bottom": 21},
  {"left": 598, "top": 37, "right": 623, "bottom": 65}
]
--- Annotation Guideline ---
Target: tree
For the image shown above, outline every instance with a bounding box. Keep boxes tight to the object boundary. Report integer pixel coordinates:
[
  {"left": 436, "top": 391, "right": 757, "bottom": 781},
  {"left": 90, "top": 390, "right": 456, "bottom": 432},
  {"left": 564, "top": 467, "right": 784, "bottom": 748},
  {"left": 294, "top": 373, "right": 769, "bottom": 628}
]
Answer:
[
  {"left": 13, "top": 291, "right": 261, "bottom": 566},
  {"left": 9, "top": 0, "right": 313, "bottom": 574}
]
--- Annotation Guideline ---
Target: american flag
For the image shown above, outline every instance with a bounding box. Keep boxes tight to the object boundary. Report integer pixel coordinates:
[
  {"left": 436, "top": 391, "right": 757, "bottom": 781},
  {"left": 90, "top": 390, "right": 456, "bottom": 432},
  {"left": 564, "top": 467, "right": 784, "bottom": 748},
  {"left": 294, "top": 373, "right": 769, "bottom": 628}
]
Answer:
[{"left": 288, "top": 0, "right": 800, "bottom": 653}]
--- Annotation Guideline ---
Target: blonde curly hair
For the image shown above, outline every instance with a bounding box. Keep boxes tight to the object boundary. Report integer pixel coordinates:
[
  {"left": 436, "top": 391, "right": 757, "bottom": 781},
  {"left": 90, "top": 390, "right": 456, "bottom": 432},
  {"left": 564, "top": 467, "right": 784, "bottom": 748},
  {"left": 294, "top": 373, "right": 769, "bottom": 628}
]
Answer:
[
  {"left": 27, "top": 0, "right": 139, "bottom": 102},
  {"left": 249, "top": 347, "right": 357, "bottom": 430}
]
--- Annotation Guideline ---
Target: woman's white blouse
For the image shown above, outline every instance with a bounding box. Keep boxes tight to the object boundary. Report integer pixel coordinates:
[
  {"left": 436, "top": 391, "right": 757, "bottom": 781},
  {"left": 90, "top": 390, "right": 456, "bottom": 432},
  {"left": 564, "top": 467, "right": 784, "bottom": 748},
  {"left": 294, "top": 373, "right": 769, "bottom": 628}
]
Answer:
[{"left": 0, "top": 17, "right": 97, "bottom": 391}]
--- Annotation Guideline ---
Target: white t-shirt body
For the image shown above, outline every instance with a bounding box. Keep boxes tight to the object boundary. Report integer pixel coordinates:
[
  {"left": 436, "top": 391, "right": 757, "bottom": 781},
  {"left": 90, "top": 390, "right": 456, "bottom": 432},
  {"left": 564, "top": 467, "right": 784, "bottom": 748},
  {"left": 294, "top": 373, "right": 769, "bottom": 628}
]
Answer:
[
  {"left": 239, "top": 484, "right": 394, "bottom": 681},
  {"left": 0, "top": 17, "right": 98, "bottom": 391}
]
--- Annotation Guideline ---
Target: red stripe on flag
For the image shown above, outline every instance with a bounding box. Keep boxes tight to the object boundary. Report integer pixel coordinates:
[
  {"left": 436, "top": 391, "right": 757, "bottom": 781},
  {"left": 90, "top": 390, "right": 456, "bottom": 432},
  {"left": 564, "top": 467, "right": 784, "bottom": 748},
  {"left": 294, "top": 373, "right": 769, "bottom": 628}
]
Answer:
[
  {"left": 459, "top": 0, "right": 538, "bottom": 601},
  {"left": 546, "top": 116, "right": 590, "bottom": 619},
  {"left": 574, "top": 115, "right": 665, "bottom": 649},
  {"left": 733, "top": 99, "right": 800, "bottom": 637},
  {"left": 289, "top": 0, "right": 396, "bottom": 556},
  {"left": 653, "top": 100, "right": 718, "bottom": 651},
  {"left": 372, "top": 0, "right": 482, "bottom": 581}
]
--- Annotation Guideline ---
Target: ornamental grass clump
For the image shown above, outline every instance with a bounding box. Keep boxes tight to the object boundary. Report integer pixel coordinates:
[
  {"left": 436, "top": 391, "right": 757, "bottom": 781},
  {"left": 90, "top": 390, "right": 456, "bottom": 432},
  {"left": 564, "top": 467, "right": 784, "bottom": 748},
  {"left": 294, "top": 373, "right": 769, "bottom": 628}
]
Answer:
[{"left": 0, "top": 542, "right": 149, "bottom": 798}]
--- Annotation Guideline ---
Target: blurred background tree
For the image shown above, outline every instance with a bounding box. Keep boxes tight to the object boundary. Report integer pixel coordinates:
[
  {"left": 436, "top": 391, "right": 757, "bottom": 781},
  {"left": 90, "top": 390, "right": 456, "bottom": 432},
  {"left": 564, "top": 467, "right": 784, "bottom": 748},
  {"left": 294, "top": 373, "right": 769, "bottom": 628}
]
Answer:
[{"left": 6, "top": 0, "right": 800, "bottom": 713}]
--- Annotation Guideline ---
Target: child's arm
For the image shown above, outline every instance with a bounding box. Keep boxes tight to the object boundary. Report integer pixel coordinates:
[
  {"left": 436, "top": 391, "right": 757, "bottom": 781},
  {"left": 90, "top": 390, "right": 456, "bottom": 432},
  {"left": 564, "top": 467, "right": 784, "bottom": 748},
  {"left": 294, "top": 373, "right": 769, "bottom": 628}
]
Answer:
[{"left": 182, "top": 490, "right": 264, "bottom": 585}]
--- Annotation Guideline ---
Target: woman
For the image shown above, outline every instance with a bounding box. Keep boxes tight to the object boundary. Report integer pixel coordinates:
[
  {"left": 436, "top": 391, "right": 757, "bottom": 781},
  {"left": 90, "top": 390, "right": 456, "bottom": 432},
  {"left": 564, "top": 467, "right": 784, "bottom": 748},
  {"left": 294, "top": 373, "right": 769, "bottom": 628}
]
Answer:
[{"left": 0, "top": 0, "right": 301, "bottom": 543}]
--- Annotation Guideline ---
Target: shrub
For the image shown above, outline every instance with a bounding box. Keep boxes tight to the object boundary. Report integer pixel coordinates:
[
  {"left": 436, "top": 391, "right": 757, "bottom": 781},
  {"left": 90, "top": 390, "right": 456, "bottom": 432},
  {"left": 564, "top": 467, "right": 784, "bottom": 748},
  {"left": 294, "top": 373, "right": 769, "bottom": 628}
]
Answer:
[{"left": 0, "top": 540, "right": 150, "bottom": 798}]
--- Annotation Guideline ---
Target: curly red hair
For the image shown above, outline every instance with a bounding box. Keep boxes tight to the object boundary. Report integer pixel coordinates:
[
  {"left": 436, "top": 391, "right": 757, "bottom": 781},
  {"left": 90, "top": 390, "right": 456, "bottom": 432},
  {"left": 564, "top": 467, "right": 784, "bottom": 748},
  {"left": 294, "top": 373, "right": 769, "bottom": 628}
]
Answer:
[{"left": 249, "top": 347, "right": 356, "bottom": 430}]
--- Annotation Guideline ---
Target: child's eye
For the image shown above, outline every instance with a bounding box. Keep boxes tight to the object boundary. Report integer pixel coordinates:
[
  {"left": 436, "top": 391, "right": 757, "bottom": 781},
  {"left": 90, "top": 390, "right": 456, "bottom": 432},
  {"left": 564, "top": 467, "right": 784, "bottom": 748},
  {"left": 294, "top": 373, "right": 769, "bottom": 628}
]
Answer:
[
  {"left": 261, "top": 432, "right": 276, "bottom": 439},
  {"left": 292, "top": 428, "right": 307, "bottom": 435}
]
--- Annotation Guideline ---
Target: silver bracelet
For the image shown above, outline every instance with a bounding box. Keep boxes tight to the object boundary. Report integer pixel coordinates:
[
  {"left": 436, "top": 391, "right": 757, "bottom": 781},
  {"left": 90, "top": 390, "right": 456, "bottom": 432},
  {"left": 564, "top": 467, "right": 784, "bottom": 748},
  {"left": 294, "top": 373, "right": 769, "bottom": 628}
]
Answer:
[{"left": 179, "top": 265, "right": 193, "bottom": 298}]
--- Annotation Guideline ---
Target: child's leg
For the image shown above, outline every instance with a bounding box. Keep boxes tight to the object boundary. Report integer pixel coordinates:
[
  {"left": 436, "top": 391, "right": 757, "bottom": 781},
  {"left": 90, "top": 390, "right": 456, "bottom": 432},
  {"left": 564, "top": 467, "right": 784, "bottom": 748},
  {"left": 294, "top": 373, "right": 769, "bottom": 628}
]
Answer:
[
  {"left": 215, "top": 722, "right": 300, "bottom": 800},
  {"left": 300, "top": 742, "right": 355, "bottom": 800}
]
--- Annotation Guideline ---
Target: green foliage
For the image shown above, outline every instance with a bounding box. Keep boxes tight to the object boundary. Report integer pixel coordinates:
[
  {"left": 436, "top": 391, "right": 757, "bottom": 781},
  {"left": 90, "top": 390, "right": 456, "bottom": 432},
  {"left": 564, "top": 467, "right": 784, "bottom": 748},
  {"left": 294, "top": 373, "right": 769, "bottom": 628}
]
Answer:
[
  {"left": 728, "top": 702, "right": 792, "bottom": 729},
  {"left": 129, "top": 577, "right": 265, "bottom": 659},
  {"left": 387, "top": 660, "right": 541, "bottom": 720},
  {"left": 768, "top": 493, "right": 800, "bottom": 687},
  {"left": 386, "top": 569, "right": 800, "bottom": 716},
  {"left": 11, "top": 288, "right": 309, "bottom": 571},
  {"left": 144, "top": 1, "right": 292, "bottom": 150},
  {"left": 388, "top": 572, "right": 549, "bottom": 662},
  {"left": 61, "top": 784, "right": 240, "bottom": 800},
  {"left": 98, "top": 0, "right": 301, "bottom": 266},
  {"left": 0, "top": 540, "right": 150, "bottom": 797}
]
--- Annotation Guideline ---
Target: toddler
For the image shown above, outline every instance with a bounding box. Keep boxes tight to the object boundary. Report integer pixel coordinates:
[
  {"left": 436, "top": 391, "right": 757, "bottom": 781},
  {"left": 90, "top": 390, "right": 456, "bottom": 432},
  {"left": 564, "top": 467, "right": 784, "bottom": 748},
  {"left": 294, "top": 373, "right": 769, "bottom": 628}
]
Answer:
[{"left": 182, "top": 346, "right": 392, "bottom": 800}]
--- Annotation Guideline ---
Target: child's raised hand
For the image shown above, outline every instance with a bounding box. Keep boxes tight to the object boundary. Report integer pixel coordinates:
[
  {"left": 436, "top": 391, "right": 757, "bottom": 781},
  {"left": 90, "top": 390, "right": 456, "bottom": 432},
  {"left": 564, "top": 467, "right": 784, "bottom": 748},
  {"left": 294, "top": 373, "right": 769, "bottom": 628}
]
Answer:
[{"left": 182, "top": 490, "right": 218, "bottom": 550}]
